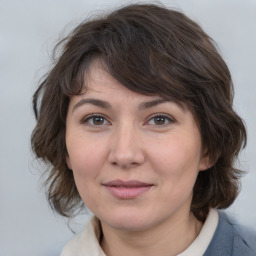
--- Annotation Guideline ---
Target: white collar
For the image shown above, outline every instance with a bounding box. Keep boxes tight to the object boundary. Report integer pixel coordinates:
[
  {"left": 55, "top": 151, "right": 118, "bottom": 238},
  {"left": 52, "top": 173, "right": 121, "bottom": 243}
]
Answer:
[
  {"left": 61, "top": 209, "right": 219, "bottom": 256},
  {"left": 177, "top": 208, "right": 219, "bottom": 256}
]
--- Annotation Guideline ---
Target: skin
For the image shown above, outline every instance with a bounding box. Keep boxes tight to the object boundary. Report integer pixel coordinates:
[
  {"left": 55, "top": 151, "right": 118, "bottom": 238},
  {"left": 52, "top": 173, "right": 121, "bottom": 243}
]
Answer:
[{"left": 65, "top": 60, "right": 211, "bottom": 256}]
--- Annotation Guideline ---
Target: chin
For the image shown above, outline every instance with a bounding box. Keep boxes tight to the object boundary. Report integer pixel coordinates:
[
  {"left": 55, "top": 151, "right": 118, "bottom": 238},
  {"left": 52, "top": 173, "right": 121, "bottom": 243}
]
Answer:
[
  {"left": 109, "top": 219, "right": 151, "bottom": 232},
  {"left": 100, "top": 208, "right": 158, "bottom": 232}
]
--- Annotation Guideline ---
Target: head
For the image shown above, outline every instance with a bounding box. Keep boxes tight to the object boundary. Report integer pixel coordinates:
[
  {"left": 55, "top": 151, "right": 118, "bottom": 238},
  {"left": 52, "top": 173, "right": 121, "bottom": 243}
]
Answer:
[{"left": 32, "top": 3, "right": 246, "bottom": 222}]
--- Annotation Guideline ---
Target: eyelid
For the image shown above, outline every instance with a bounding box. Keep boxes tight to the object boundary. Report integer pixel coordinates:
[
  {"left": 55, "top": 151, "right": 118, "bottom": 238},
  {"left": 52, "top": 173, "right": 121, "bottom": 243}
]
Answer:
[
  {"left": 145, "top": 113, "right": 175, "bottom": 126},
  {"left": 80, "top": 113, "right": 111, "bottom": 126},
  {"left": 80, "top": 113, "right": 174, "bottom": 127}
]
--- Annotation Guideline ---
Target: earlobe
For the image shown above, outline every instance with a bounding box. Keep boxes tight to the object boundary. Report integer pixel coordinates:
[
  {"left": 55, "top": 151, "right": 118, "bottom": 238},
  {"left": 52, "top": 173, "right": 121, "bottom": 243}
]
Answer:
[
  {"left": 66, "top": 156, "right": 72, "bottom": 170},
  {"left": 199, "top": 155, "right": 212, "bottom": 171}
]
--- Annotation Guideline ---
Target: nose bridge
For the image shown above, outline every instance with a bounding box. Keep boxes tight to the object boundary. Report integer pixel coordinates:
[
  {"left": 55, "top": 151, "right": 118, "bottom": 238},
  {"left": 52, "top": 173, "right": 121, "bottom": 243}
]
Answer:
[{"left": 108, "top": 120, "right": 144, "bottom": 167}]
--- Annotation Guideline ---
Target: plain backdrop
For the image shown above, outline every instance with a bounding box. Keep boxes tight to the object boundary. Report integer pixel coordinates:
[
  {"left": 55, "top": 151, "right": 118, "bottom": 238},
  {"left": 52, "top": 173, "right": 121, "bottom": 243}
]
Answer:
[{"left": 0, "top": 0, "right": 255, "bottom": 255}]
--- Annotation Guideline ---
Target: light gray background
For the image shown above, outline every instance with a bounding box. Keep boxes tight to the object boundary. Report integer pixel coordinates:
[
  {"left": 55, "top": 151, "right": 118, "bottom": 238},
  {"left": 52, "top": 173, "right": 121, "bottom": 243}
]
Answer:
[{"left": 0, "top": 0, "right": 255, "bottom": 255}]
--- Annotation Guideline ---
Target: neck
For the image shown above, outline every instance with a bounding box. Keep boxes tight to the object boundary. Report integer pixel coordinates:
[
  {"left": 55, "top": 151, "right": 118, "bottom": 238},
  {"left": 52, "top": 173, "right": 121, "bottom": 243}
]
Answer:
[{"left": 100, "top": 212, "right": 203, "bottom": 256}]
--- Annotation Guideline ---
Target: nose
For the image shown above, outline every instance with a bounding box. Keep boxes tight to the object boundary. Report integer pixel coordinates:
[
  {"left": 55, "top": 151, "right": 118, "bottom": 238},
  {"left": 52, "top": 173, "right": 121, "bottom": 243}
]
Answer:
[{"left": 108, "top": 123, "right": 145, "bottom": 169}]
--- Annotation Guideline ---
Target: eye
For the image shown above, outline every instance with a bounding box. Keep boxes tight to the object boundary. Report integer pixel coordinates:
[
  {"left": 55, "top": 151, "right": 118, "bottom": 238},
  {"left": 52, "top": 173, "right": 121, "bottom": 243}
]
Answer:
[
  {"left": 81, "top": 115, "right": 110, "bottom": 126},
  {"left": 146, "top": 114, "right": 174, "bottom": 126}
]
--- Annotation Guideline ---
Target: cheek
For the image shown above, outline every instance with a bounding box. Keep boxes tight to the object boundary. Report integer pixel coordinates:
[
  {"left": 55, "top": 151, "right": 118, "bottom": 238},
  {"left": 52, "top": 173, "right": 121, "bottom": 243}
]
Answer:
[
  {"left": 67, "top": 140, "right": 103, "bottom": 205},
  {"left": 66, "top": 136, "right": 105, "bottom": 185},
  {"left": 148, "top": 136, "right": 201, "bottom": 207},
  {"left": 148, "top": 134, "right": 202, "bottom": 178}
]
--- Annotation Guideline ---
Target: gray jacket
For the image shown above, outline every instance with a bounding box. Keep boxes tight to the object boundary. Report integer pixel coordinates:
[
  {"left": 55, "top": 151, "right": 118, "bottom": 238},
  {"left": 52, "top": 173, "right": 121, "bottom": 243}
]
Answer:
[{"left": 204, "top": 212, "right": 256, "bottom": 256}]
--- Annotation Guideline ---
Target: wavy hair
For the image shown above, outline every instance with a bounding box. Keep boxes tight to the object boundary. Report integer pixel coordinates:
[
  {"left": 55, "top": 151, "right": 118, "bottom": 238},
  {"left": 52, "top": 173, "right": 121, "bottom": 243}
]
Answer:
[{"left": 31, "top": 4, "right": 247, "bottom": 221}]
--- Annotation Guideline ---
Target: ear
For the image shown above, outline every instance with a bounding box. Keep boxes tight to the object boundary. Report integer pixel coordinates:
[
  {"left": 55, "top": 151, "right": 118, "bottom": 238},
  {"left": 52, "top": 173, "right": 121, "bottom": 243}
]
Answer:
[
  {"left": 199, "top": 154, "right": 212, "bottom": 171},
  {"left": 66, "top": 155, "right": 72, "bottom": 170}
]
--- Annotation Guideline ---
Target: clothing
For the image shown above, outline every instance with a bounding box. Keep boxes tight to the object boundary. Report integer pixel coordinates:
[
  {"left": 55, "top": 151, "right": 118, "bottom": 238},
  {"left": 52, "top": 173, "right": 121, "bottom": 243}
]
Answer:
[
  {"left": 61, "top": 217, "right": 104, "bottom": 256},
  {"left": 61, "top": 209, "right": 255, "bottom": 256},
  {"left": 203, "top": 212, "right": 255, "bottom": 256},
  {"left": 177, "top": 209, "right": 218, "bottom": 256}
]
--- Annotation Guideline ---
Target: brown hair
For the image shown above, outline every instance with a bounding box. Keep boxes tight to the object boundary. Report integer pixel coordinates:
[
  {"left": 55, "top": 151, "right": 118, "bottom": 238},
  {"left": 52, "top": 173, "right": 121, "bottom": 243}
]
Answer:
[{"left": 31, "top": 4, "right": 247, "bottom": 221}]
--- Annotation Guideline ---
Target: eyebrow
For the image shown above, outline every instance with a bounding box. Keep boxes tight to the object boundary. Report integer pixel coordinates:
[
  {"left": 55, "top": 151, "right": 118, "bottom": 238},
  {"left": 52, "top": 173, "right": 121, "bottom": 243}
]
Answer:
[
  {"left": 72, "top": 99, "right": 111, "bottom": 112},
  {"left": 139, "top": 98, "right": 171, "bottom": 110},
  {"left": 72, "top": 98, "right": 172, "bottom": 112}
]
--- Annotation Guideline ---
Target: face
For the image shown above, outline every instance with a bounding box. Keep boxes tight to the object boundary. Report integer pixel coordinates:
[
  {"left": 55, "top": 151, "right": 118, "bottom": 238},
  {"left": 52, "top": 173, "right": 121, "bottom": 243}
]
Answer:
[{"left": 65, "top": 61, "right": 210, "bottom": 232}]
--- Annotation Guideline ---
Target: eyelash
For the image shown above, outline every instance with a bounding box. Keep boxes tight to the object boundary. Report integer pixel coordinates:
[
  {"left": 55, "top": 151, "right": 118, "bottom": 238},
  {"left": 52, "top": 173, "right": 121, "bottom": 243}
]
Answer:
[
  {"left": 146, "top": 114, "right": 174, "bottom": 126},
  {"left": 81, "top": 114, "right": 110, "bottom": 126},
  {"left": 81, "top": 113, "right": 174, "bottom": 127}
]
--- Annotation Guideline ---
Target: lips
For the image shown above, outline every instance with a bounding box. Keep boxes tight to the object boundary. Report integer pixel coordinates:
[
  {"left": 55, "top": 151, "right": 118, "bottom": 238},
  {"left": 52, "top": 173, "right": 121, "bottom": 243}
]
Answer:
[{"left": 103, "top": 180, "right": 153, "bottom": 199}]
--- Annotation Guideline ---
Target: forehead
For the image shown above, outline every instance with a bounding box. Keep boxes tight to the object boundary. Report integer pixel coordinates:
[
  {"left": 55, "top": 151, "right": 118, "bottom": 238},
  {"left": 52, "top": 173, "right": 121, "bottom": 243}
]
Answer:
[
  {"left": 85, "top": 59, "right": 132, "bottom": 95},
  {"left": 70, "top": 59, "right": 161, "bottom": 105},
  {"left": 71, "top": 58, "right": 188, "bottom": 109},
  {"left": 68, "top": 66, "right": 193, "bottom": 124}
]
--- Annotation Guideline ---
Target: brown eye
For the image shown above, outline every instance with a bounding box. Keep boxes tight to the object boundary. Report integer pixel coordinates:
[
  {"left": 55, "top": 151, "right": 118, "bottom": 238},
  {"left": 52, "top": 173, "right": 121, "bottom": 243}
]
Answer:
[
  {"left": 154, "top": 116, "right": 166, "bottom": 125},
  {"left": 147, "top": 114, "right": 173, "bottom": 126},
  {"left": 82, "top": 115, "right": 110, "bottom": 126},
  {"left": 92, "top": 116, "right": 105, "bottom": 125}
]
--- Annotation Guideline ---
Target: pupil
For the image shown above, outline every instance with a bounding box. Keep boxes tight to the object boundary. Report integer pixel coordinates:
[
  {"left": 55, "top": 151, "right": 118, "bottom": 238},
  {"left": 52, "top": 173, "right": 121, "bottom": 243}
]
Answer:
[
  {"left": 154, "top": 117, "right": 165, "bottom": 125},
  {"left": 93, "top": 117, "right": 104, "bottom": 125}
]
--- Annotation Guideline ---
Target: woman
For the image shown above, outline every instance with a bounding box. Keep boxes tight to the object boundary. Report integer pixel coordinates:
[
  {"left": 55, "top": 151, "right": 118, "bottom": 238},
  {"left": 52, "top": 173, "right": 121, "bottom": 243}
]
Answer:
[{"left": 31, "top": 4, "right": 255, "bottom": 255}]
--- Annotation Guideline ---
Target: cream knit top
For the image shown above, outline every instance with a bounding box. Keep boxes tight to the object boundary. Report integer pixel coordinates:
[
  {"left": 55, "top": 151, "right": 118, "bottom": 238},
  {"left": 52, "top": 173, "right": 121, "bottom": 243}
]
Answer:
[{"left": 61, "top": 209, "right": 219, "bottom": 256}]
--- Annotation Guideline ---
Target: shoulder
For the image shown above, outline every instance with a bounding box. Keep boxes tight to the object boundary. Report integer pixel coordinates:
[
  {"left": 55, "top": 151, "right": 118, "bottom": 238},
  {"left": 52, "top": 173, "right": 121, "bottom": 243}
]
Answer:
[
  {"left": 231, "top": 216, "right": 256, "bottom": 254},
  {"left": 61, "top": 231, "right": 85, "bottom": 256},
  {"left": 204, "top": 211, "right": 256, "bottom": 256},
  {"left": 60, "top": 216, "right": 105, "bottom": 256}
]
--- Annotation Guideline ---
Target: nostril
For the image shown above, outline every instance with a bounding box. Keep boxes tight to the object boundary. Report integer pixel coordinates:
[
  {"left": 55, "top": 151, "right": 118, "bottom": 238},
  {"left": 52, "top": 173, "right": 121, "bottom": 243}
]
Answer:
[{"left": 107, "top": 138, "right": 146, "bottom": 168}]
